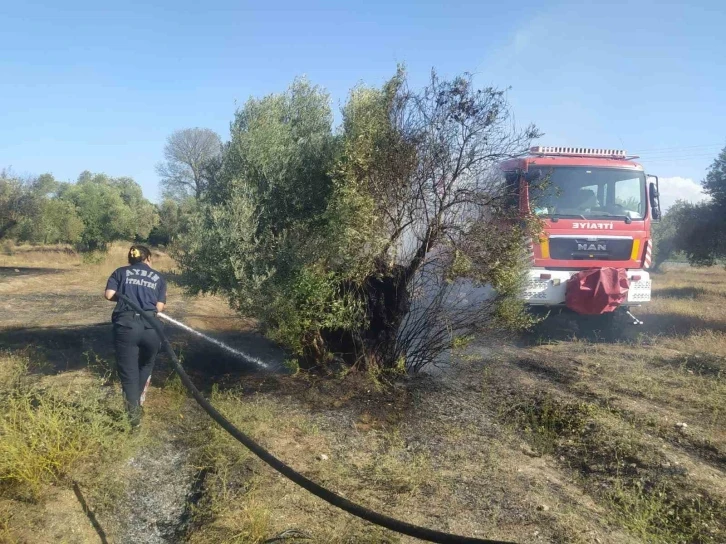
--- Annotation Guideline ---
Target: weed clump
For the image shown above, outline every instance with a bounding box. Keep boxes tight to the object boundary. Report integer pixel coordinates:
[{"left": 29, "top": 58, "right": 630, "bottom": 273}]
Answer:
[
  {"left": 0, "top": 352, "right": 128, "bottom": 499},
  {"left": 608, "top": 480, "right": 724, "bottom": 544},
  {"left": 512, "top": 394, "right": 596, "bottom": 454}
]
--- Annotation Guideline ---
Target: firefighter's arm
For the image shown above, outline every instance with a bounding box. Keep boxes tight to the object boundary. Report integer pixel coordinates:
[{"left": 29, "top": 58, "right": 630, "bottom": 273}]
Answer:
[
  {"left": 105, "top": 269, "right": 121, "bottom": 302},
  {"left": 156, "top": 277, "right": 167, "bottom": 313}
]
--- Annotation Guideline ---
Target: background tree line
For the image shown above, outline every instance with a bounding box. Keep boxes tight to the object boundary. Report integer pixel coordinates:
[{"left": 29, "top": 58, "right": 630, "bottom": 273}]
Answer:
[
  {"left": 652, "top": 145, "right": 726, "bottom": 269},
  {"left": 0, "top": 169, "right": 159, "bottom": 251},
  {"left": 0, "top": 128, "right": 218, "bottom": 251}
]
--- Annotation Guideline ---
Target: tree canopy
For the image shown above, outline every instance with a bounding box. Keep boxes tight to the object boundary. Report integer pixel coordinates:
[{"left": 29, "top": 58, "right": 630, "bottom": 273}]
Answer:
[
  {"left": 175, "top": 70, "right": 540, "bottom": 371},
  {"left": 146, "top": 198, "right": 197, "bottom": 247},
  {"left": 703, "top": 145, "right": 726, "bottom": 207}
]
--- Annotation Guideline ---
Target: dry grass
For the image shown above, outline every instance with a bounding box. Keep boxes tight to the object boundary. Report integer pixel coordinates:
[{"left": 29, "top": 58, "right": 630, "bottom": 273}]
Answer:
[
  {"left": 1, "top": 242, "right": 80, "bottom": 267},
  {"left": 639, "top": 266, "right": 726, "bottom": 337},
  {"left": 1, "top": 241, "right": 176, "bottom": 271},
  {"left": 0, "top": 244, "right": 175, "bottom": 542},
  {"left": 482, "top": 264, "right": 726, "bottom": 543},
  {"left": 186, "top": 385, "right": 433, "bottom": 543},
  {"left": 0, "top": 352, "right": 130, "bottom": 500},
  {"left": 0, "top": 351, "right": 140, "bottom": 544},
  {"left": 0, "top": 242, "right": 177, "bottom": 329},
  {"left": 1, "top": 245, "right": 725, "bottom": 543},
  {"left": 0, "top": 352, "right": 194, "bottom": 543}
]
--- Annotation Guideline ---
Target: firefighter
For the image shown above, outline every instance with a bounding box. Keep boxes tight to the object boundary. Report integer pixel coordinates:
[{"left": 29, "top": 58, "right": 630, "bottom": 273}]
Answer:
[{"left": 104, "top": 245, "right": 167, "bottom": 427}]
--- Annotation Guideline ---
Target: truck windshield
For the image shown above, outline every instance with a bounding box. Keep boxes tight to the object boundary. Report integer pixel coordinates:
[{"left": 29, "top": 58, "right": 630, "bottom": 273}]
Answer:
[{"left": 527, "top": 166, "right": 647, "bottom": 220}]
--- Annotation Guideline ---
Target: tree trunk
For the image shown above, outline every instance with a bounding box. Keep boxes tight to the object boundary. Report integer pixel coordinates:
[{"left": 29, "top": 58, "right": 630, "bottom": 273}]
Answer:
[
  {"left": 316, "top": 265, "right": 411, "bottom": 369},
  {"left": 360, "top": 266, "right": 410, "bottom": 367},
  {"left": 0, "top": 220, "right": 17, "bottom": 240}
]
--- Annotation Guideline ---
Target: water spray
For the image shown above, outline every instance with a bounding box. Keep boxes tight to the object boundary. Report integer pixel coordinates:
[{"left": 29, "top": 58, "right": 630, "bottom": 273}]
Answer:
[{"left": 157, "top": 313, "right": 271, "bottom": 370}]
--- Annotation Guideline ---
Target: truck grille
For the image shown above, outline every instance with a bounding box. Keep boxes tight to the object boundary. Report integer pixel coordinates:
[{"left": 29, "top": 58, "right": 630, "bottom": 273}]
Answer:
[{"left": 549, "top": 237, "right": 633, "bottom": 261}]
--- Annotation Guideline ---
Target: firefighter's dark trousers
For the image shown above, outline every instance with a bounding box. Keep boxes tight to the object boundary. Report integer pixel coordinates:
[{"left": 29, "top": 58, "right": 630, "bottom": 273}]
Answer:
[{"left": 113, "top": 312, "right": 161, "bottom": 422}]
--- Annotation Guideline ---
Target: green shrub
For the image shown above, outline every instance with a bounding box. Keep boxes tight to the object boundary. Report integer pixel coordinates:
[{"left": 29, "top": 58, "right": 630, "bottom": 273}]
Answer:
[{"left": 176, "top": 70, "right": 540, "bottom": 371}]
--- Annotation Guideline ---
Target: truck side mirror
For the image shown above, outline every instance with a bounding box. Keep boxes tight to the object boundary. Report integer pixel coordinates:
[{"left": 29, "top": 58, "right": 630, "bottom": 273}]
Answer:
[{"left": 649, "top": 181, "right": 661, "bottom": 220}]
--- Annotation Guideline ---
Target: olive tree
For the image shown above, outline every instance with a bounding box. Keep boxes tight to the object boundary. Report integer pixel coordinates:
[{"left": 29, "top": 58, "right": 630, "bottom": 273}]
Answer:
[
  {"left": 0, "top": 171, "right": 66, "bottom": 243},
  {"left": 680, "top": 145, "right": 726, "bottom": 266},
  {"left": 651, "top": 200, "right": 690, "bottom": 270},
  {"left": 176, "top": 70, "right": 540, "bottom": 371},
  {"left": 0, "top": 170, "right": 27, "bottom": 240},
  {"left": 16, "top": 198, "right": 84, "bottom": 245},
  {"left": 61, "top": 172, "right": 157, "bottom": 251},
  {"left": 147, "top": 198, "right": 197, "bottom": 246}
]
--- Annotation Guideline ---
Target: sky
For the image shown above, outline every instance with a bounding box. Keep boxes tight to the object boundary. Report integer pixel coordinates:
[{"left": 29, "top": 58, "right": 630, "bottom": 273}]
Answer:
[{"left": 1, "top": 0, "right": 724, "bottom": 210}]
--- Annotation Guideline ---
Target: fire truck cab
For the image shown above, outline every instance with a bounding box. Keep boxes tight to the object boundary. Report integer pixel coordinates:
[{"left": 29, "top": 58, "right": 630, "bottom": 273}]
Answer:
[{"left": 500, "top": 146, "right": 661, "bottom": 319}]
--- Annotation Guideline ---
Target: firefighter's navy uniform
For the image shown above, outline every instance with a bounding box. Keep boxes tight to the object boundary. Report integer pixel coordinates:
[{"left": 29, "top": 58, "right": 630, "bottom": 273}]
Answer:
[{"left": 106, "top": 262, "right": 167, "bottom": 424}]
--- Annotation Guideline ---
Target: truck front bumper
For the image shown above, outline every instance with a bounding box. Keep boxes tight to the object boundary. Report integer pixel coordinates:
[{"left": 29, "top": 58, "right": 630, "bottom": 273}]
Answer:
[{"left": 523, "top": 269, "right": 651, "bottom": 306}]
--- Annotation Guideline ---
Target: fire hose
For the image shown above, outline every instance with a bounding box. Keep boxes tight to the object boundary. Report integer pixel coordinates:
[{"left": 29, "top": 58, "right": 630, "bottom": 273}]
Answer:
[{"left": 118, "top": 293, "right": 513, "bottom": 544}]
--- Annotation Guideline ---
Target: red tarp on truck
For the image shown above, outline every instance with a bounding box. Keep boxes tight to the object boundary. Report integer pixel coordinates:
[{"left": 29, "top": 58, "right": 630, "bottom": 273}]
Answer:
[{"left": 565, "top": 267, "right": 629, "bottom": 315}]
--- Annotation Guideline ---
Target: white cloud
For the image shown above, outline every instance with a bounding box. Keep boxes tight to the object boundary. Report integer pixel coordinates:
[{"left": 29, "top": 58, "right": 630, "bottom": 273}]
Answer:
[{"left": 657, "top": 176, "right": 709, "bottom": 212}]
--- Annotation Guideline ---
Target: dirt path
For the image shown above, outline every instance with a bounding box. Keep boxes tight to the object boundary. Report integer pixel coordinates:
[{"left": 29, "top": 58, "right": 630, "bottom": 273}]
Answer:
[{"left": 114, "top": 430, "right": 196, "bottom": 543}]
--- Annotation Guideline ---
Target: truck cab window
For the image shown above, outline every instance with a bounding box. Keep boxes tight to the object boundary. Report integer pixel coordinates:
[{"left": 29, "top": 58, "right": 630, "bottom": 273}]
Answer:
[
  {"left": 529, "top": 167, "right": 645, "bottom": 220},
  {"left": 610, "top": 175, "right": 645, "bottom": 217}
]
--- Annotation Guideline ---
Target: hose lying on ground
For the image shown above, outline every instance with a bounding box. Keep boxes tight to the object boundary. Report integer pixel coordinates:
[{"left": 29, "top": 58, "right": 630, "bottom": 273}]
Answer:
[{"left": 118, "top": 294, "right": 514, "bottom": 544}]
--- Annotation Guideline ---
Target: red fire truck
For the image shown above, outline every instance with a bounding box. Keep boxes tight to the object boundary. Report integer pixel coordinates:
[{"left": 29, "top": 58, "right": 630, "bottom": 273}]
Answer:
[{"left": 500, "top": 146, "right": 662, "bottom": 326}]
